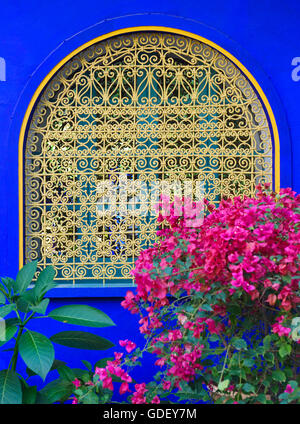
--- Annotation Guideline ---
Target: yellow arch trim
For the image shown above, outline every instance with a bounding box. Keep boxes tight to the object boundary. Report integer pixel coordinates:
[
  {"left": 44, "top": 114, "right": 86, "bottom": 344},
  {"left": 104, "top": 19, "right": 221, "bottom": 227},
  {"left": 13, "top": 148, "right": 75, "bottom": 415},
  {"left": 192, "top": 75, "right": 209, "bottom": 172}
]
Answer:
[{"left": 18, "top": 26, "right": 280, "bottom": 268}]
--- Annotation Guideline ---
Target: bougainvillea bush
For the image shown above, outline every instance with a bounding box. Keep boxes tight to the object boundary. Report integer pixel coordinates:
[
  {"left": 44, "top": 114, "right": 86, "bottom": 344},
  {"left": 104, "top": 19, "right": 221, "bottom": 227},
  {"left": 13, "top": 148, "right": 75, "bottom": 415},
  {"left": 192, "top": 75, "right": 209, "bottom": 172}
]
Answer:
[{"left": 73, "top": 185, "right": 300, "bottom": 404}]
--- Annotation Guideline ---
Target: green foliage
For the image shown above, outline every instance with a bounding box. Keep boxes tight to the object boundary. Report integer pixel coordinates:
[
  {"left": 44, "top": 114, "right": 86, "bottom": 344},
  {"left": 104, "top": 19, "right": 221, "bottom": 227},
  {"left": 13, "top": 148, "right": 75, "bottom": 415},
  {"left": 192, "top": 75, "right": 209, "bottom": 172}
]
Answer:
[
  {"left": 0, "top": 262, "right": 116, "bottom": 404},
  {"left": 22, "top": 386, "right": 37, "bottom": 404},
  {"left": 48, "top": 305, "right": 115, "bottom": 327},
  {"left": 15, "top": 260, "right": 38, "bottom": 294},
  {"left": 18, "top": 330, "right": 55, "bottom": 381},
  {"left": 0, "top": 370, "right": 22, "bottom": 404},
  {"left": 39, "top": 378, "right": 74, "bottom": 404},
  {"left": 50, "top": 331, "right": 115, "bottom": 350}
]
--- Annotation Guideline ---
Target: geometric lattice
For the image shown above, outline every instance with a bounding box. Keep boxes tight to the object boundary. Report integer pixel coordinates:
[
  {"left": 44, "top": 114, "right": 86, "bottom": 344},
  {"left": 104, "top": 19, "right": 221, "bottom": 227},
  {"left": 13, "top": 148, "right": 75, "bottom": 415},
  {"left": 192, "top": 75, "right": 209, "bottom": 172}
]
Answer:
[{"left": 24, "top": 32, "right": 272, "bottom": 285}]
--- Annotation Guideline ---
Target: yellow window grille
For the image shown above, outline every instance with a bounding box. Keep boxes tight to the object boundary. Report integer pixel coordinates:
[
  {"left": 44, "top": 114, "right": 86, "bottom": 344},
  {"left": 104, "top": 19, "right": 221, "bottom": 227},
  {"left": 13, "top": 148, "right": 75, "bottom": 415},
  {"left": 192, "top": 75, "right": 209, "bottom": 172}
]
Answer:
[{"left": 24, "top": 31, "right": 273, "bottom": 286}]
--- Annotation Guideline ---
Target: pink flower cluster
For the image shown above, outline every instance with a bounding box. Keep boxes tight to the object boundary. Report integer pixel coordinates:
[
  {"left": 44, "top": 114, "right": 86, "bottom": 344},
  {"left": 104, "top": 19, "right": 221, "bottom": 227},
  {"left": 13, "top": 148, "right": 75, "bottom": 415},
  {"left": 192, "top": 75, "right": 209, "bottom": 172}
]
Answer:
[
  {"left": 119, "top": 186, "right": 300, "bottom": 401},
  {"left": 272, "top": 315, "right": 291, "bottom": 337},
  {"left": 123, "top": 186, "right": 300, "bottom": 340},
  {"left": 73, "top": 186, "right": 299, "bottom": 404},
  {"left": 167, "top": 344, "right": 204, "bottom": 384},
  {"left": 130, "top": 383, "right": 160, "bottom": 404},
  {"left": 93, "top": 352, "right": 133, "bottom": 394},
  {"left": 119, "top": 339, "right": 136, "bottom": 353}
]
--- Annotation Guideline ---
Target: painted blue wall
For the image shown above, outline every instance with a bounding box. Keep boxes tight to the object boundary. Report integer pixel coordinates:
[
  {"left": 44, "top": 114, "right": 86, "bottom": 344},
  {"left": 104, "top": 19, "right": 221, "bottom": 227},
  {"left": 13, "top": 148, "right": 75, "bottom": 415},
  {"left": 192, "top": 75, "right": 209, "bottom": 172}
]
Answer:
[{"left": 0, "top": 0, "right": 299, "bottom": 393}]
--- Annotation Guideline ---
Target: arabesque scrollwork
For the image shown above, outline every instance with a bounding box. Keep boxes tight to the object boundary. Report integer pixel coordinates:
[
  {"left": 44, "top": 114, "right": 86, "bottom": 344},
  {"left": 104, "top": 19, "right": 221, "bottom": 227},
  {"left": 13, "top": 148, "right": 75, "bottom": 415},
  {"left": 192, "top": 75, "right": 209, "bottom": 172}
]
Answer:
[{"left": 24, "top": 32, "right": 272, "bottom": 285}]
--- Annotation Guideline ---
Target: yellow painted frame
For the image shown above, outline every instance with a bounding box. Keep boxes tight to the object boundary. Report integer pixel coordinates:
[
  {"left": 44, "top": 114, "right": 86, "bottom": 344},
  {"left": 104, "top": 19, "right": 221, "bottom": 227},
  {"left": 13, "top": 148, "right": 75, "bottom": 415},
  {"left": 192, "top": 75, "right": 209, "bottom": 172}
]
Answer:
[{"left": 18, "top": 26, "right": 280, "bottom": 268}]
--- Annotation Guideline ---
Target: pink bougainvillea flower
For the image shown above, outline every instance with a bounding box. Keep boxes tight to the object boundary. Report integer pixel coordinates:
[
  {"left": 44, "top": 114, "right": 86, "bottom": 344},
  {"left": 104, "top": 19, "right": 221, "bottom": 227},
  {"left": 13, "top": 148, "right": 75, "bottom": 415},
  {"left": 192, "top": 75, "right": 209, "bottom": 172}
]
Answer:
[
  {"left": 94, "top": 367, "right": 107, "bottom": 380},
  {"left": 271, "top": 316, "right": 291, "bottom": 337},
  {"left": 284, "top": 384, "right": 294, "bottom": 394},
  {"left": 162, "top": 380, "right": 172, "bottom": 391},
  {"left": 151, "top": 395, "right": 160, "bottom": 404},
  {"left": 154, "top": 358, "right": 165, "bottom": 367},
  {"left": 131, "top": 383, "right": 148, "bottom": 404},
  {"left": 119, "top": 339, "right": 137, "bottom": 353},
  {"left": 119, "top": 382, "right": 130, "bottom": 395},
  {"left": 102, "top": 376, "right": 113, "bottom": 391},
  {"left": 72, "top": 378, "right": 81, "bottom": 389}
]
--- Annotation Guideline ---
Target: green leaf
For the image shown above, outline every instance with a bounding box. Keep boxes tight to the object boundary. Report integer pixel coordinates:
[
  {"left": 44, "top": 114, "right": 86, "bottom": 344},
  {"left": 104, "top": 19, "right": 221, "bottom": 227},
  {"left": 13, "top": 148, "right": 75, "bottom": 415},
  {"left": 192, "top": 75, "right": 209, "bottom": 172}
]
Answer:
[
  {"left": 15, "top": 290, "right": 37, "bottom": 313},
  {"left": 282, "top": 275, "right": 291, "bottom": 284},
  {"left": 218, "top": 379, "right": 230, "bottom": 392},
  {"left": 81, "top": 360, "right": 92, "bottom": 371},
  {"left": 16, "top": 290, "right": 49, "bottom": 315},
  {"left": 1, "top": 278, "right": 15, "bottom": 292},
  {"left": 51, "top": 359, "right": 66, "bottom": 370},
  {"left": 48, "top": 305, "right": 115, "bottom": 328},
  {"left": 284, "top": 368, "right": 293, "bottom": 379},
  {"left": 55, "top": 365, "right": 89, "bottom": 383},
  {"left": 82, "top": 391, "right": 99, "bottom": 404},
  {"left": 263, "top": 334, "right": 272, "bottom": 353},
  {"left": 82, "top": 392, "right": 99, "bottom": 405},
  {"left": 262, "top": 378, "right": 271, "bottom": 388},
  {"left": 232, "top": 338, "right": 247, "bottom": 350},
  {"left": 26, "top": 359, "right": 66, "bottom": 378},
  {"left": 30, "top": 298, "right": 50, "bottom": 315},
  {"left": 57, "top": 365, "right": 76, "bottom": 382},
  {"left": 5, "top": 318, "right": 19, "bottom": 328},
  {"left": 33, "top": 266, "right": 56, "bottom": 298},
  {"left": 0, "top": 304, "right": 16, "bottom": 319},
  {"left": 278, "top": 392, "right": 289, "bottom": 403},
  {"left": 39, "top": 378, "right": 73, "bottom": 404},
  {"left": 22, "top": 386, "right": 37, "bottom": 404},
  {"left": 255, "top": 394, "right": 267, "bottom": 403},
  {"left": 15, "top": 261, "right": 38, "bottom": 294},
  {"left": 272, "top": 370, "right": 286, "bottom": 382},
  {"left": 50, "top": 331, "right": 115, "bottom": 350},
  {"left": 0, "top": 292, "right": 6, "bottom": 305},
  {"left": 279, "top": 343, "right": 292, "bottom": 358},
  {"left": 264, "top": 351, "right": 274, "bottom": 363},
  {"left": 19, "top": 330, "right": 54, "bottom": 380},
  {"left": 35, "top": 392, "right": 50, "bottom": 404},
  {"left": 242, "top": 383, "right": 255, "bottom": 393},
  {"left": 287, "top": 380, "right": 298, "bottom": 390},
  {"left": 243, "top": 358, "right": 255, "bottom": 368},
  {"left": 0, "top": 369, "right": 22, "bottom": 404}
]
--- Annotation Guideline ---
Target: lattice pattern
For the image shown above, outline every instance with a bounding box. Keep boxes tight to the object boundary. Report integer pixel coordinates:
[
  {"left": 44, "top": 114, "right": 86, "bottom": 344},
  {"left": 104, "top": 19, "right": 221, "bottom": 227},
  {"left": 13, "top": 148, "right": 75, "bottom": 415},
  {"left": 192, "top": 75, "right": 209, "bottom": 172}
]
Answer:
[{"left": 24, "top": 32, "right": 272, "bottom": 285}]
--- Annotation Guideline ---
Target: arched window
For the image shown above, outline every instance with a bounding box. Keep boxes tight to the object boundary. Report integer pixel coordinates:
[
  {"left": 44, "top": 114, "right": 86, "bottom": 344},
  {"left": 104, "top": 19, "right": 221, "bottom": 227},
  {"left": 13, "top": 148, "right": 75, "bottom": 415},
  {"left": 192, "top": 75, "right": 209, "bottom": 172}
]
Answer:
[{"left": 22, "top": 30, "right": 275, "bottom": 286}]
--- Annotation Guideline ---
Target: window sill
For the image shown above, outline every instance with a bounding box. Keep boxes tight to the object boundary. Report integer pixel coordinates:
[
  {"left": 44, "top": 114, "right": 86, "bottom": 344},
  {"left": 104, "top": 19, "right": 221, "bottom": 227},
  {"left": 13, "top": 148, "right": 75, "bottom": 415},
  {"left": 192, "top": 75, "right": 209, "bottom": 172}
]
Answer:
[{"left": 45, "top": 285, "right": 134, "bottom": 298}]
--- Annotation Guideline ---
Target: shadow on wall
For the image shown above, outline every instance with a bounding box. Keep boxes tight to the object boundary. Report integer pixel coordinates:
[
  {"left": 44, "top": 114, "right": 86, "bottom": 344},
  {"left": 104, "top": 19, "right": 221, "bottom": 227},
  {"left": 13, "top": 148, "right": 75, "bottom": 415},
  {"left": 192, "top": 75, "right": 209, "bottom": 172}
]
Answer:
[{"left": 0, "top": 58, "right": 6, "bottom": 81}]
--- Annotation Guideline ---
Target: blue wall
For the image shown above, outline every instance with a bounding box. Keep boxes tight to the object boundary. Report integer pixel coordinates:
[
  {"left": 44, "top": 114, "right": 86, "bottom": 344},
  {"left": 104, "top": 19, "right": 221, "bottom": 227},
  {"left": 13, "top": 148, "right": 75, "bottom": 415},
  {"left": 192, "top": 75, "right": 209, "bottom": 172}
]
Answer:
[{"left": 0, "top": 0, "right": 299, "bottom": 392}]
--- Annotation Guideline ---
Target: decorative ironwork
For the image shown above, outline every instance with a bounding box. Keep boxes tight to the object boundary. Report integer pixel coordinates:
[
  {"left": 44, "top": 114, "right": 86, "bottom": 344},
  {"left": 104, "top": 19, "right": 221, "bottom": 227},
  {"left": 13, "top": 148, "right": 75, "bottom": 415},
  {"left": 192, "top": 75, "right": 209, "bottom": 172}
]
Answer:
[{"left": 24, "top": 32, "right": 272, "bottom": 285}]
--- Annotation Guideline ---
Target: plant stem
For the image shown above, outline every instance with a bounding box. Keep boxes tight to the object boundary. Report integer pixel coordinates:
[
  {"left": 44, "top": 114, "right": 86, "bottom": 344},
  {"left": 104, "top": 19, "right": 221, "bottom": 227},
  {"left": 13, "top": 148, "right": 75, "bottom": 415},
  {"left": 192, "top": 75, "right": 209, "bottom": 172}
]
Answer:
[
  {"left": 218, "top": 343, "right": 230, "bottom": 387},
  {"left": 10, "top": 325, "right": 24, "bottom": 371}
]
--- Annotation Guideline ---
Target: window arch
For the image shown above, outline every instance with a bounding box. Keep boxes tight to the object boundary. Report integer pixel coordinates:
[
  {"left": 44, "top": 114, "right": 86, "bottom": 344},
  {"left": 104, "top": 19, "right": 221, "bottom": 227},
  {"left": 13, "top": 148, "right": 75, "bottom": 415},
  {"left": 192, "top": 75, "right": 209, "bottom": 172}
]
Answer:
[{"left": 21, "top": 29, "right": 277, "bottom": 286}]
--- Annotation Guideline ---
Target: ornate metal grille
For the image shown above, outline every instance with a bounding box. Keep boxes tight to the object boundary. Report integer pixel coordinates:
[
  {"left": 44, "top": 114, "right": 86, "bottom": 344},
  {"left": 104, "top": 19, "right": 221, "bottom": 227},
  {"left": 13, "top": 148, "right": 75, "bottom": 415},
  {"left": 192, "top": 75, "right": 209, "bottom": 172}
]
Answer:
[{"left": 24, "top": 31, "right": 272, "bottom": 285}]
